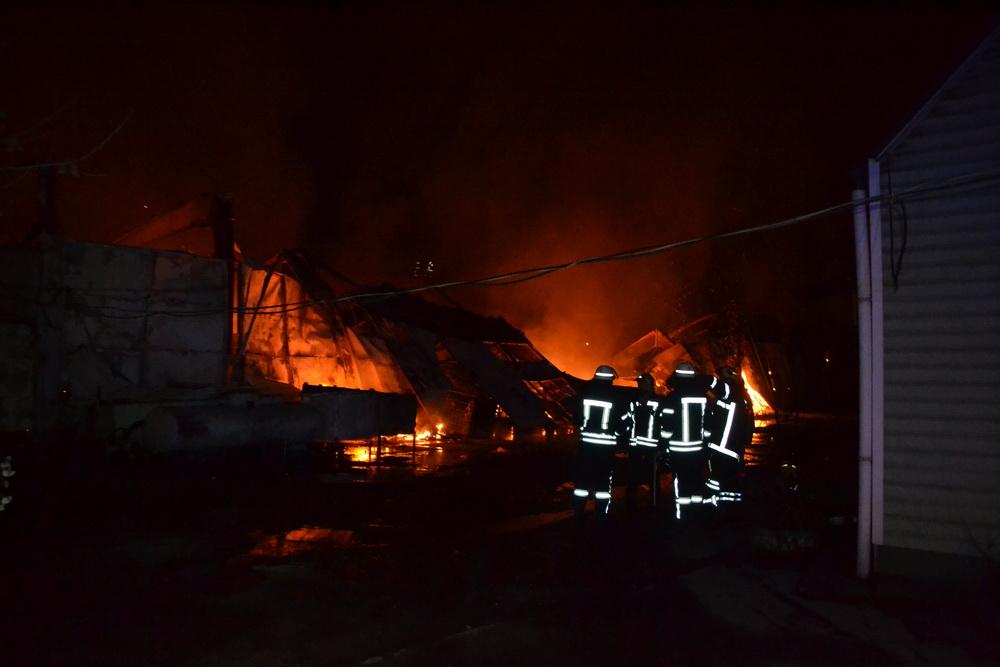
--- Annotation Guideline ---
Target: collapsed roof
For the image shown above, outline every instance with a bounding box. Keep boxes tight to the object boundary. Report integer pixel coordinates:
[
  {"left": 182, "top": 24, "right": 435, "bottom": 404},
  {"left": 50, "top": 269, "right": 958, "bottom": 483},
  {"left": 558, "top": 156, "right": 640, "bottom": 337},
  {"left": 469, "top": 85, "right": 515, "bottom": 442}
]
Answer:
[
  {"left": 610, "top": 318, "right": 780, "bottom": 412},
  {"left": 235, "top": 248, "right": 575, "bottom": 436},
  {"left": 110, "top": 194, "right": 576, "bottom": 436}
]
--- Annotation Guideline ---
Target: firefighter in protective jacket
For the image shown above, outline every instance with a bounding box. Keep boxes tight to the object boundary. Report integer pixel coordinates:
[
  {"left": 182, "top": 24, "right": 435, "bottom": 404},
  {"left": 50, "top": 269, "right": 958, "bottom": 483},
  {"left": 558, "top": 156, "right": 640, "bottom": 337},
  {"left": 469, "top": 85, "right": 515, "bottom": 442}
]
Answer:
[
  {"left": 705, "top": 366, "right": 753, "bottom": 507},
  {"left": 660, "top": 361, "right": 713, "bottom": 520},
  {"left": 572, "top": 365, "right": 628, "bottom": 523},
  {"left": 625, "top": 373, "right": 661, "bottom": 511}
]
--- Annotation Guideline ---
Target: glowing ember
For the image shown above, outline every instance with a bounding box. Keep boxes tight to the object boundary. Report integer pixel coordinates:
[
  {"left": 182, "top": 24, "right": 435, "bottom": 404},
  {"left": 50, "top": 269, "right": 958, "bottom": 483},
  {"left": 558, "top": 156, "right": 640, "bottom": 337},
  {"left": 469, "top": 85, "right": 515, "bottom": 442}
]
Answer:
[
  {"left": 385, "top": 422, "right": 447, "bottom": 444},
  {"left": 741, "top": 370, "right": 772, "bottom": 417}
]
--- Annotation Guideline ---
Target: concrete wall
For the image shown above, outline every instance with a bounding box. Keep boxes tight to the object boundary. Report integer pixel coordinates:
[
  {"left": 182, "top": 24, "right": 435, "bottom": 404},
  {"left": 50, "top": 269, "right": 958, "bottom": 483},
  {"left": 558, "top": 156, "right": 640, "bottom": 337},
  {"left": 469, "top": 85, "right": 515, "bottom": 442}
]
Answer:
[{"left": 0, "top": 236, "right": 229, "bottom": 433}]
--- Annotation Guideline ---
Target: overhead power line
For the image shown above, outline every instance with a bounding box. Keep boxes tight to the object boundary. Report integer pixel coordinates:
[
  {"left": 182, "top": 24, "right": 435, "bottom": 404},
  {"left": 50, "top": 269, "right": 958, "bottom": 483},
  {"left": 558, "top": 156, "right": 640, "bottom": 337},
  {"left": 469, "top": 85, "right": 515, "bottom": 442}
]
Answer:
[
  {"left": 242, "top": 165, "right": 1000, "bottom": 314},
  {"left": 7, "top": 165, "right": 1000, "bottom": 320}
]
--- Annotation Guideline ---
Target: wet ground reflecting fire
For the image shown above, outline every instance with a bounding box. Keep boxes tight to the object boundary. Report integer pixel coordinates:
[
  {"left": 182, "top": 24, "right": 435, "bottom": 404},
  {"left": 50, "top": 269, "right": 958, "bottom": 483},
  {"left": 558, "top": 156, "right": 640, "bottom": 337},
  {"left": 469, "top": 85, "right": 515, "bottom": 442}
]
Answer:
[
  {"left": 250, "top": 526, "right": 360, "bottom": 558},
  {"left": 744, "top": 422, "right": 778, "bottom": 468},
  {"left": 310, "top": 439, "right": 467, "bottom": 478}
]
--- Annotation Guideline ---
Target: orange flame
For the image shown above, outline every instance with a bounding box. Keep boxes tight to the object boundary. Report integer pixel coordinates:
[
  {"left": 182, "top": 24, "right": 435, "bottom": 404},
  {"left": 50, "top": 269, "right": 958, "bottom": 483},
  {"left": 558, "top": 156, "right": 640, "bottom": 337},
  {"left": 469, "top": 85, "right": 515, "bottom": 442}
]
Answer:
[
  {"left": 385, "top": 422, "right": 446, "bottom": 444},
  {"left": 741, "top": 370, "right": 772, "bottom": 417}
]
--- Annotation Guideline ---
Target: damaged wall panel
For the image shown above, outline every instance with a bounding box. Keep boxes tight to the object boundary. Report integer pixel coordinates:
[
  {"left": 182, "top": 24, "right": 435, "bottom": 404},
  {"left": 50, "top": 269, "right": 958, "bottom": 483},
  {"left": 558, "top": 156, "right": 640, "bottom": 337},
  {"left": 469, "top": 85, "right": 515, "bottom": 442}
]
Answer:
[
  {"left": 0, "top": 323, "right": 34, "bottom": 431},
  {"left": 302, "top": 385, "right": 417, "bottom": 440},
  {"left": 238, "top": 263, "right": 409, "bottom": 394},
  {"left": 236, "top": 254, "right": 576, "bottom": 436},
  {"left": 0, "top": 236, "right": 228, "bottom": 433},
  {"left": 448, "top": 337, "right": 549, "bottom": 427}
]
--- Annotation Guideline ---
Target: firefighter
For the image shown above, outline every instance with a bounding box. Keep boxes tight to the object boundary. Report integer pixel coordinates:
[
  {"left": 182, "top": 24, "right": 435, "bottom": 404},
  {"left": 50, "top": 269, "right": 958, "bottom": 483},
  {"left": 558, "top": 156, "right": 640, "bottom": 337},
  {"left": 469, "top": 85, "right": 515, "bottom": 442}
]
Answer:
[
  {"left": 705, "top": 366, "right": 753, "bottom": 510},
  {"left": 659, "top": 361, "right": 713, "bottom": 521},
  {"left": 625, "top": 373, "right": 661, "bottom": 512},
  {"left": 572, "top": 364, "right": 628, "bottom": 524}
]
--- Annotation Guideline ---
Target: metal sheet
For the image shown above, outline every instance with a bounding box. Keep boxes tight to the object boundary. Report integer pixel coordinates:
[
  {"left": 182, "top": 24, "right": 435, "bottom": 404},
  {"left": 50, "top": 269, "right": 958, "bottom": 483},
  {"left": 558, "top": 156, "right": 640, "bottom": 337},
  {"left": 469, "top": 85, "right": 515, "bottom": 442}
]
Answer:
[{"left": 302, "top": 386, "right": 417, "bottom": 440}]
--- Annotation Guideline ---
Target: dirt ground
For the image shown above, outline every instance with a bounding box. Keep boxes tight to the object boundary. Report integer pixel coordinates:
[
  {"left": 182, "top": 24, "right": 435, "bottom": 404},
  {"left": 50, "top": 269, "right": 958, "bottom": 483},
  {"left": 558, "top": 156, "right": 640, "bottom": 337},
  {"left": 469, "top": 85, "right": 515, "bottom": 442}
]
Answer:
[{"left": 1, "top": 437, "right": 998, "bottom": 666}]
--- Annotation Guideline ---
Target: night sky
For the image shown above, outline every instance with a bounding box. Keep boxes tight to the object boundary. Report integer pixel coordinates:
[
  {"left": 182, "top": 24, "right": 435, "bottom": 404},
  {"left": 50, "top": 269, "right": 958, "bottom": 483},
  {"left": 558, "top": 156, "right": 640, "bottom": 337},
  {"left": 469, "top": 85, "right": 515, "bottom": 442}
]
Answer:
[{"left": 1, "top": 4, "right": 996, "bottom": 378}]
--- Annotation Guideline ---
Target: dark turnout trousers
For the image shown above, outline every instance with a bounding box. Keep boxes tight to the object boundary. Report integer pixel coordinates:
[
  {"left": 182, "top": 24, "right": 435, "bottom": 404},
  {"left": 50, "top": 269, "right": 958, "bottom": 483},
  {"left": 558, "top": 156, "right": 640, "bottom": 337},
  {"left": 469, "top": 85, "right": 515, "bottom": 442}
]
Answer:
[
  {"left": 671, "top": 450, "right": 709, "bottom": 520},
  {"left": 573, "top": 444, "right": 616, "bottom": 520},
  {"left": 626, "top": 446, "right": 659, "bottom": 510}
]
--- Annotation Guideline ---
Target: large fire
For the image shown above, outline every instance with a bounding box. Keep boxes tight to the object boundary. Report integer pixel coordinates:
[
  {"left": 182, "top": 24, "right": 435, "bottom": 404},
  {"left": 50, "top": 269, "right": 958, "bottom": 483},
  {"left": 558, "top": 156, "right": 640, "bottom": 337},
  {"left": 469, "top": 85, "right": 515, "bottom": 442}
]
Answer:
[
  {"left": 417, "top": 422, "right": 445, "bottom": 441},
  {"left": 742, "top": 370, "right": 773, "bottom": 417},
  {"left": 526, "top": 330, "right": 604, "bottom": 380},
  {"left": 338, "top": 422, "right": 446, "bottom": 465},
  {"left": 383, "top": 422, "right": 446, "bottom": 444}
]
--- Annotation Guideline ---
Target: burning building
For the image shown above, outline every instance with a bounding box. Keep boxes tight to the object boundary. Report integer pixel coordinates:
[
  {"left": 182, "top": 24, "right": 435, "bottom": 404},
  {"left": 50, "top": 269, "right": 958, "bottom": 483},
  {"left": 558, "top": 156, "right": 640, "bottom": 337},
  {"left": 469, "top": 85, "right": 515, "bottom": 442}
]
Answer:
[
  {"left": 234, "top": 247, "right": 576, "bottom": 438},
  {"left": 609, "top": 320, "right": 776, "bottom": 418},
  {"left": 0, "top": 194, "right": 576, "bottom": 447}
]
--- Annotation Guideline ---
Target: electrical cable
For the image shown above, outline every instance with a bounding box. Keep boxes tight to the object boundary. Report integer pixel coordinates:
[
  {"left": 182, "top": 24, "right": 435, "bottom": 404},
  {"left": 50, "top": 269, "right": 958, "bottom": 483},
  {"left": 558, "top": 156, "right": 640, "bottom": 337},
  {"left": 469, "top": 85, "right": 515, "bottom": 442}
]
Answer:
[
  {"left": 896, "top": 200, "right": 908, "bottom": 288},
  {"left": 220, "top": 163, "right": 1000, "bottom": 315},
  {"left": 6, "top": 165, "right": 999, "bottom": 319},
  {"left": 886, "top": 161, "right": 909, "bottom": 292},
  {"left": 9, "top": 165, "right": 998, "bottom": 319}
]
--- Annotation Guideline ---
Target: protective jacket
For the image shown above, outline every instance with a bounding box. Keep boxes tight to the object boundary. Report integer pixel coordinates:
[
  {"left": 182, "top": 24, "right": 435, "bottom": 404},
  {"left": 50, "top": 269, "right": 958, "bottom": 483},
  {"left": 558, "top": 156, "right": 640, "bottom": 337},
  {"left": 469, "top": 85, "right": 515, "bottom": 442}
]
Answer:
[
  {"left": 707, "top": 378, "right": 753, "bottom": 461},
  {"left": 705, "top": 376, "right": 753, "bottom": 504},
  {"left": 572, "top": 377, "right": 628, "bottom": 521},
  {"left": 629, "top": 393, "right": 660, "bottom": 448},
  {"left": 624, "top": 387, "right": 662, "bottom": 510},
  {"left": 659, "top": 391, "right": 708, "bottom": 455},
  {"left": 577, "top": 379, "right": 629, "bottom": 447}
]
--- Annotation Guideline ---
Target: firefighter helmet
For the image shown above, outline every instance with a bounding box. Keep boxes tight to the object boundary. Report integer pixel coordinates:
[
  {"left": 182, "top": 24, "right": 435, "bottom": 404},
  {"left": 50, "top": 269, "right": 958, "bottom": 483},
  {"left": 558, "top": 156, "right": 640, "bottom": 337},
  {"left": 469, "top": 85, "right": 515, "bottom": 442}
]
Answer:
[
  {"left": 593, "top": 365, "right": 617, "bottom": 380},
  {"left": 672, "top": 361, "right": 696, "bottom": 378},
  {"left": 667, "top": 361, "right": 699, "bottom": 390},
  {"left": 719, "top": 366, "right": 739, "bottom": 382},
  {"left": 636, "top": 373, "right": 655, "bottom": 392}
]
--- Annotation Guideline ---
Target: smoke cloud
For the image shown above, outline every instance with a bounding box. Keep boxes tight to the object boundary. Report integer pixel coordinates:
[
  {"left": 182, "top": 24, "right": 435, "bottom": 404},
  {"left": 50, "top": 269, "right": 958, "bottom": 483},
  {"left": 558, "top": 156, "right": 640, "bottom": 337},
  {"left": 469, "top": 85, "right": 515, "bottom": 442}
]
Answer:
[{"left": 3, "top": 5, "right": 994, "bottom": 381}]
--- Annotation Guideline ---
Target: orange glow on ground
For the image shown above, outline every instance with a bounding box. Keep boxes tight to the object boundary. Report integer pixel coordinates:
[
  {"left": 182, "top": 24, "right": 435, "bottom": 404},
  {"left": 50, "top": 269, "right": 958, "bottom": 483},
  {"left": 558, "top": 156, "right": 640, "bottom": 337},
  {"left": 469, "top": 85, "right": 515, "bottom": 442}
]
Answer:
[{"left": 249, "top": 526, "right": 356, "bottom": 557}]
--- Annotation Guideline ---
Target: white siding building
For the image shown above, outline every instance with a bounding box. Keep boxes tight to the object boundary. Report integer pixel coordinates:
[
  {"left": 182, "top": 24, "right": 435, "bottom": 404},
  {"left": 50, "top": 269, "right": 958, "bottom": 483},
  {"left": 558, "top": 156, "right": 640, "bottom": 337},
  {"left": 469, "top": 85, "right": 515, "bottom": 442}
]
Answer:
[{"left": 857, "top": 26, "right": 1000, "bottom": 576}]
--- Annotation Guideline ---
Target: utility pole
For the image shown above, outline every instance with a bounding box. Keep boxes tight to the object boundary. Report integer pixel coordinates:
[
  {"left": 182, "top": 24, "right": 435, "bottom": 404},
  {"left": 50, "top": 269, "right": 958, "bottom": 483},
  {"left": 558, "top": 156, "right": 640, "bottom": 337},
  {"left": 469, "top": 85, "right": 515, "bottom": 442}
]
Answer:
[
  {"left": 38, "top": 165, "right": 57, "bottom": 234},
  {"left": 213, "top": 194, "right": 237, "bottom": 385}
]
